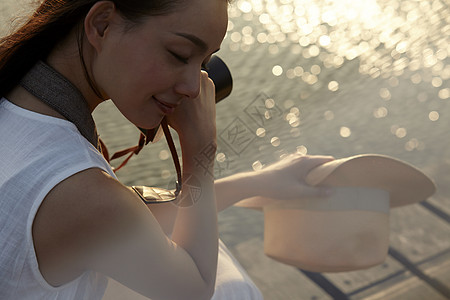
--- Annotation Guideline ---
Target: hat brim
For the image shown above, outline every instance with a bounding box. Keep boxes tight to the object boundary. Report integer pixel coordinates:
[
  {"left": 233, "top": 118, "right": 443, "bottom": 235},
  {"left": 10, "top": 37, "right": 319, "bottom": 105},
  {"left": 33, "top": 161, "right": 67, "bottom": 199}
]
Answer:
[
  {"left": 236, "top": 154, "right": 436, "bottom": 208},
  {"left": 305, "top": 154, "right": 435, "bottom": 207}
]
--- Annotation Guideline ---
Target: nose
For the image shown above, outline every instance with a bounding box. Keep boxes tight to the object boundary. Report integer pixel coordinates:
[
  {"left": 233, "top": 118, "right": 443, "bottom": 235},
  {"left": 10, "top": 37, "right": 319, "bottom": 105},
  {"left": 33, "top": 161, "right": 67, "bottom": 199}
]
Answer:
[{"left": 174, "top": 67, "right": 201, "bottom": 100}]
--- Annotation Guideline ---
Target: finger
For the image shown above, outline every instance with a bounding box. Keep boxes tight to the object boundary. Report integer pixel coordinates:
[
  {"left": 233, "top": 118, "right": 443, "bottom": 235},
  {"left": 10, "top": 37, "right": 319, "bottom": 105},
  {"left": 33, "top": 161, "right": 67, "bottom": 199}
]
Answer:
[
  {"left": 306, "top": 155, "right": 335, "bottom": 163},
  {"left": 309, "top": 156, "right": 335, "bottom": 169},
  {"left": 290, "top": 154, "right": 334, "bottom": 164},
  {"left": 295, "top": 155, "right": 335, "bottom": 177}
]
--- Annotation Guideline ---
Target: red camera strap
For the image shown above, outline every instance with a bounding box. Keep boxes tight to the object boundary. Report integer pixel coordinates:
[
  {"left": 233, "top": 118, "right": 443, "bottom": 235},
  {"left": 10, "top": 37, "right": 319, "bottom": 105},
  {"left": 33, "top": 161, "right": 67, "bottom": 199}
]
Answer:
[{"left": 100, "top": 118, "right": 182, "bottom": 190}]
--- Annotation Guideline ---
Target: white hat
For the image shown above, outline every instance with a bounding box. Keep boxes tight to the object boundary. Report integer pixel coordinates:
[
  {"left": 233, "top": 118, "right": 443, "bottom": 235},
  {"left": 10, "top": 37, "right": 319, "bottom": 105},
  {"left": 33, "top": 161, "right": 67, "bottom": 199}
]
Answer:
[{"left": 236, "top": 154, "right": 436, "bottom": 272}]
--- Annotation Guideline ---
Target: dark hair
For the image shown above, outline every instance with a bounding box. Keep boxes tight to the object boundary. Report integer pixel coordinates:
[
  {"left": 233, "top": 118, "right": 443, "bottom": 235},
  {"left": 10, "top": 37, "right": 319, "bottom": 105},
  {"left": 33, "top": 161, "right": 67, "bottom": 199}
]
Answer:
[{"left": 0, "top": 0, "right": 182, "bottom": 98}]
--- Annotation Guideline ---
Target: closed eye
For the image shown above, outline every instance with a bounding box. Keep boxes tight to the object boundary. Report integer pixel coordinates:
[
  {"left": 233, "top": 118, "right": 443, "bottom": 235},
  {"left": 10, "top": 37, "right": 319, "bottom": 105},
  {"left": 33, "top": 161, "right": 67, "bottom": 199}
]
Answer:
[
  {"left": 169, "top": 51, "right": 188, "bottom": 64},
  {"left": 169, "top": 50, "right": 209, "bottom": 70}
]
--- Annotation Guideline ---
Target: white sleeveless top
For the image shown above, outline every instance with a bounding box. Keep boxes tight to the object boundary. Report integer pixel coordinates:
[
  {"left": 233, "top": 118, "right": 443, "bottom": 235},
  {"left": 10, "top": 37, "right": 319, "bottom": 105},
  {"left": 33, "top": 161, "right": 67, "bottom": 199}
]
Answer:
[
  {"left": 0, "top": 98, "right": 113, "bottom": 299},
  {"left": 0, "top": 98, "right": 263, "bottom": 300}
]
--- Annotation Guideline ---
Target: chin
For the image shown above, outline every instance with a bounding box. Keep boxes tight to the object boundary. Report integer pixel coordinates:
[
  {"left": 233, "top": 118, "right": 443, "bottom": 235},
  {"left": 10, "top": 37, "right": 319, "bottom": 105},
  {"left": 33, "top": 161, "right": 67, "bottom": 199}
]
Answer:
[{"left": 126, "top": 110, "right": 163, "bottom": 130}]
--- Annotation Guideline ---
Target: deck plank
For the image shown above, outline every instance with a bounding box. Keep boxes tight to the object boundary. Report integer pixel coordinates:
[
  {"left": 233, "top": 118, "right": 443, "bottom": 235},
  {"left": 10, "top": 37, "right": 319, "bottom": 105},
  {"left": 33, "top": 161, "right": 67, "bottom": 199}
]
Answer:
[
  {"left": 389, "top": 205, "right": 450, "bottom": 263},
  {"left": 230, "top": 237, "right": 333, "bottom": 300},
  {"left": 353, "top": 274, "right": 449, "bottom": 300},
  {"left": 323, "top": 256, "right": 404, "bottom": 295}
]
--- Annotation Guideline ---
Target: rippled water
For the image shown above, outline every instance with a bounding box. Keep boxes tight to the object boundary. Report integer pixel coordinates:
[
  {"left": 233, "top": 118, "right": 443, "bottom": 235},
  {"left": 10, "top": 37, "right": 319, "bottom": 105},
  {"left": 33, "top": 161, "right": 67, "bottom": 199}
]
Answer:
[{"left": 213, "top": 0, "right": 450, "bottom": 182}]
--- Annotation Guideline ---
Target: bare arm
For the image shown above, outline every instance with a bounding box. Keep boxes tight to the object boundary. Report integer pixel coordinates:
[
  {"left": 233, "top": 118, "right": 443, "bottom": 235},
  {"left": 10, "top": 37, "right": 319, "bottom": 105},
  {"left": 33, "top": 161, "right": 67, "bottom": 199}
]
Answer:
[
  {"left": 214, "top": 154, "right": 335, "bottom": 212},
  {"left": 33, "top": 165, "right": 216, "bottom": 300},
  {"left": 147, "top": 154, "right": 336, "bottom": 229}
]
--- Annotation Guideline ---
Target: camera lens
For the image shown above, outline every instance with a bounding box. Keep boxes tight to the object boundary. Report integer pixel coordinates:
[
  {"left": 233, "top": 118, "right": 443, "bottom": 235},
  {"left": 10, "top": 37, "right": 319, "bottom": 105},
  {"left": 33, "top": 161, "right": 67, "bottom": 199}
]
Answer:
[{"left": 203, "top": 56, "right": 233, "bottom": 102}]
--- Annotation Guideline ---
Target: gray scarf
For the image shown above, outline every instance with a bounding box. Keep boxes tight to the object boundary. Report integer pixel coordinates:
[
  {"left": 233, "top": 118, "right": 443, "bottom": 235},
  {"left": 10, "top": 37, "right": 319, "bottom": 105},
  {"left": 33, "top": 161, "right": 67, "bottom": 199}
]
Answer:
[{"left": 20, "top": 61, "right": 99, "bottom": 149}]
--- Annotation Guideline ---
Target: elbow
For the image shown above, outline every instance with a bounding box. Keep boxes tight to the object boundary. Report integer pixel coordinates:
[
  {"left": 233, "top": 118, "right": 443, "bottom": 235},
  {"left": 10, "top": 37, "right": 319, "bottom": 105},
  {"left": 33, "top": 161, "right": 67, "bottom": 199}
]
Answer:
[
  {"left": 156, "top": 286, "right": 213, "bottom": 300},
  {"left": 169, "top": 279, "right": 215, "bottom": 300},
  {"left": 202, "top": 283, "right": 216, "bottom": 300},
  {"left": 170, "top": 288, "right": 214, "bottom": 300},
  {"left": 192, "top": 281, "right": 215, "bottom": 300},
  {"left": 190, "top": 279, "right": 216, "bottom": 300}
]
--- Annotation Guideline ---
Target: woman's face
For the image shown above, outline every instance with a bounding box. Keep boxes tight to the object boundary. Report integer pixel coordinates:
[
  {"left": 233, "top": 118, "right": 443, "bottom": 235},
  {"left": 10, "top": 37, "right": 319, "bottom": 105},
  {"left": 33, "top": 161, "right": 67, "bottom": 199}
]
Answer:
[{"left": 91, "top": 0, "right": 228, "bottom": 129}]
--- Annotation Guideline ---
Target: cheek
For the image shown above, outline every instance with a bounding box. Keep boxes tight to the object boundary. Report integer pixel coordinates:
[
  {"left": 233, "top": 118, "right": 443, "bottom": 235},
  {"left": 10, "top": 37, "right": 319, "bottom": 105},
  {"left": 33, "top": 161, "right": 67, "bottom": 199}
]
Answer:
[
  {"left": 90, "top": 47, "right": 127, "bottom": 98},
  {"left": 93, "top": 37, "right": 176, "bottom": 101},
  {"left": 133, "top": 62, "right": 176, "bottom": 97},
  {"left": 92, "top": 54, "right": 143, "bottom": 99}
]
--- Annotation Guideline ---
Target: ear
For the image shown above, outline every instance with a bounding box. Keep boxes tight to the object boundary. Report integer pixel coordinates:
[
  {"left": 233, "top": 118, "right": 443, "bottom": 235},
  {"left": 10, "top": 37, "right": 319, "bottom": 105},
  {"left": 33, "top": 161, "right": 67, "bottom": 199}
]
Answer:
[{"left": 84, "top": 1, "right": 117, "bottom": 53}]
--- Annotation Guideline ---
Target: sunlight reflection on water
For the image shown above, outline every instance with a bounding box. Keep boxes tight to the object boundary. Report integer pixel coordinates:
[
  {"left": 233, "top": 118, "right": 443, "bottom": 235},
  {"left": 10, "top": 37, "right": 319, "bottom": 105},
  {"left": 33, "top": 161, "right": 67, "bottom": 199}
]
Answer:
[
  {"left": 218, "top": 0, "right": 449, "bottom": 168},
  {"left": 228, "top": 0, "right": 449, "bottom": 84}
]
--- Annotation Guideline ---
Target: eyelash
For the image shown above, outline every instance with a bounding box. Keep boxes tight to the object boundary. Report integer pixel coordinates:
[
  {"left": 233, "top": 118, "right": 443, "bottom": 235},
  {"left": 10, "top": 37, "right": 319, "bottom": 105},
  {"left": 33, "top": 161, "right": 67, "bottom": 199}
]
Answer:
[
  {"left": 169, "top": 51, "right": 188, "bottom": 64},
  {"left": 169, "top": 51, "right": 207, "bottom": 69}
]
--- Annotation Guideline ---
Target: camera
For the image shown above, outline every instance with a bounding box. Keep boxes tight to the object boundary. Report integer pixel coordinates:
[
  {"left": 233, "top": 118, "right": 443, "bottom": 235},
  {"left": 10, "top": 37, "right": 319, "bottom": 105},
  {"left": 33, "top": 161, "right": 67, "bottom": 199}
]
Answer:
[{"left": 203, "top": 55, "right": 233, "bottom": 103}]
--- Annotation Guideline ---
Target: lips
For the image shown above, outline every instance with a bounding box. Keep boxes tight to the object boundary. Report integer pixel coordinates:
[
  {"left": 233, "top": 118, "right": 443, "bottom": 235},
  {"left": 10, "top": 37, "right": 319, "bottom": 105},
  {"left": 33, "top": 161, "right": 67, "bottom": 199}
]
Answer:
[{"left": 153, "top": 97, "right": 176, "bottom": 114}]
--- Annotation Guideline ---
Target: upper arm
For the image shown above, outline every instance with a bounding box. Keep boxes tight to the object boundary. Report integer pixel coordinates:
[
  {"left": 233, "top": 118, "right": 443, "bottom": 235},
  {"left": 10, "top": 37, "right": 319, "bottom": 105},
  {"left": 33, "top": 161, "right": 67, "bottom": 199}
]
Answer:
[{"left": 33, "top": 168, "right": 210, "bottom": 300}]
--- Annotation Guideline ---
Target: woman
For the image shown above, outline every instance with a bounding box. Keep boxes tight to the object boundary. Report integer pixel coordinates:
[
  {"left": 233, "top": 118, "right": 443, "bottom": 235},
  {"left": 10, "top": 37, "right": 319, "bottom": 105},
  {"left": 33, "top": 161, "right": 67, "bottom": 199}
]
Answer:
[{"left": 0, "top": 0, "right": 333, "bottom": 299}]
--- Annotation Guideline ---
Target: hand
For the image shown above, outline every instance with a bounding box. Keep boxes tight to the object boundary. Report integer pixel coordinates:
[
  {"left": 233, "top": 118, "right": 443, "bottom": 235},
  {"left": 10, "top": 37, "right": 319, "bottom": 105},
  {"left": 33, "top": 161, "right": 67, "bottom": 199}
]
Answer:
[
  {"left": 166, "top": 71, "right": 216, "bottom": 148},
  {"left": 255, "top": 154, "right": 335, "bottom": 200}
]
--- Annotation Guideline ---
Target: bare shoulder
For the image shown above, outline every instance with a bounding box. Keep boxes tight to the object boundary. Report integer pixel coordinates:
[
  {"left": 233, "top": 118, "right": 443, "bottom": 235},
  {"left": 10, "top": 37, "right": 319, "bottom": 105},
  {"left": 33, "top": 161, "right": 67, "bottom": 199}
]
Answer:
[{"left": 32, "top": 167, "right": 153, "bottom": 286}]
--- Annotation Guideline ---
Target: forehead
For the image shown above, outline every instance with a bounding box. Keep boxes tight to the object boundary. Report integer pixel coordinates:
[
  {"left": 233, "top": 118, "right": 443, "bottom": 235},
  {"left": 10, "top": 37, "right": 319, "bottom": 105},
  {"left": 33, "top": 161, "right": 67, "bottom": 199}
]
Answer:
[{"left": 142, "top": 0, "right": 228, "bottom": 51}]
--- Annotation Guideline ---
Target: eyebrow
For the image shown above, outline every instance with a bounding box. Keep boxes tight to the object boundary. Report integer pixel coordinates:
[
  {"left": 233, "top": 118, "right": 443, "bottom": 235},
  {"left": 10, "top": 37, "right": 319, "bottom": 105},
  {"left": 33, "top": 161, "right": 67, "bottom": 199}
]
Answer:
[{"left": 173, "top": 32, "right": 217, "bottom": 54}]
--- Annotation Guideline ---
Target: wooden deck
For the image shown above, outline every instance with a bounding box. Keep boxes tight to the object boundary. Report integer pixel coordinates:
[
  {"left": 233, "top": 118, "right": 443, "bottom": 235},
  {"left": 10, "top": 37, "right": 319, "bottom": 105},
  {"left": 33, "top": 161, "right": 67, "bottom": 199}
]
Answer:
[{"left": 217, "top": 203, "right": 450, "bottom": 299}]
